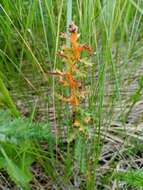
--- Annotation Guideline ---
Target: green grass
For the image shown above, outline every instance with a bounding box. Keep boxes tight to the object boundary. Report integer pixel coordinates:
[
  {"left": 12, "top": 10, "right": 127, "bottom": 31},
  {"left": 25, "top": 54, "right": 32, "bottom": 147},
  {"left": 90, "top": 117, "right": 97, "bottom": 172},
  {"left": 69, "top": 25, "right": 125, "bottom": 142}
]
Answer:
[{"left": 0, "top": 0, "right": 143, "bottom": 189}]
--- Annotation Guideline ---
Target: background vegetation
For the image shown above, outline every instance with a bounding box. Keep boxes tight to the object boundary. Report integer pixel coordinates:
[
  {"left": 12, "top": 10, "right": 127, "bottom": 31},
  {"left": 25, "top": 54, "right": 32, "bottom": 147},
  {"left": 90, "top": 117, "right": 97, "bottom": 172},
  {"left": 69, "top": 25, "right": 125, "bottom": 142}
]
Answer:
[{"left": 0, "top": 0, "right": 143, "bottom": 189}]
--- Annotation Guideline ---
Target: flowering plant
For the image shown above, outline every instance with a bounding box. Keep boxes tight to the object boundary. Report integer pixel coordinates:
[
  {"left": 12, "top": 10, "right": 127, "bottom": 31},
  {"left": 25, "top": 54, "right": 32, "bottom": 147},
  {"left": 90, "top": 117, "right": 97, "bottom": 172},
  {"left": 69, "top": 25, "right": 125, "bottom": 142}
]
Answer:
[{"left": 51, "top": 22, "right": 92, "bottom": 134}]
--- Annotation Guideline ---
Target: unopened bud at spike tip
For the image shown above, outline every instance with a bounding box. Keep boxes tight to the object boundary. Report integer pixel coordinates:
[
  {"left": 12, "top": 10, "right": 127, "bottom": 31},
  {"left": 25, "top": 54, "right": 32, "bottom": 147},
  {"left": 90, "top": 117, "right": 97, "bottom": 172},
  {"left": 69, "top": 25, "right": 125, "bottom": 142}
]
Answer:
[{"left": 69, "top": 22, "right": 78, "bottom": 33}]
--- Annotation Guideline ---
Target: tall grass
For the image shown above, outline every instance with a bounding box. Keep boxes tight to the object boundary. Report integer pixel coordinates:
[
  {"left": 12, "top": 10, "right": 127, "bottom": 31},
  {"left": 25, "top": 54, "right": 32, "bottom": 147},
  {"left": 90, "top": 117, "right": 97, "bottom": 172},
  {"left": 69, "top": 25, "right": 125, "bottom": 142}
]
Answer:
[{"left": 0, "top": 0, "right": 143, "bottom": 189}]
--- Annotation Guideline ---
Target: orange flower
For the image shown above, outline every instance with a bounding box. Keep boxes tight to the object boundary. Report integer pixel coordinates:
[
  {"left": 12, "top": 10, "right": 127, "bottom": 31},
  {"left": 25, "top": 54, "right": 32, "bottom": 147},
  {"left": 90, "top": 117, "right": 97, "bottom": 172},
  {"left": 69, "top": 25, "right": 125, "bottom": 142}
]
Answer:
[
  {"left": 60, "top": 95, "right": 79, "bottom": 106},
  {"left": 84, "top": 116, "right": 91, "bottom": 124},
  {"left": 73, "top": 119, "right": 80, "bottom": 127},
  {"left": 70, "top": 95, "right": 79, "bottom": 106}
]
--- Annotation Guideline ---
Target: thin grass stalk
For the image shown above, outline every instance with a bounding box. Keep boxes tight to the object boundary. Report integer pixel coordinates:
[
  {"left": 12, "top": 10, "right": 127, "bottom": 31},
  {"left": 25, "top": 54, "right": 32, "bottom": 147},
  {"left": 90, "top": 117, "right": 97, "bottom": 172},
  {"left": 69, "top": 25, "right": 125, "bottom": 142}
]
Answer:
[
  {"left": 0, "top": 4, "right": 47, "bottom": 80},
  {"left": 66, "top": 0, "right": 72, "bottom": 47},
  {"left": 38, "top": 0, "right": 51, "bottom": 64},
  {"left": 19, "top": 1, "right": 38, "bottom": 74},
  {"left": 52, "top": 0, "right": 64, "bottom": 138},
  {"left": 0, "top": 49, "right": 39, "bottom": 93},
  {"left": 129, "top": 0, "right": 143, "bottom": 15}
]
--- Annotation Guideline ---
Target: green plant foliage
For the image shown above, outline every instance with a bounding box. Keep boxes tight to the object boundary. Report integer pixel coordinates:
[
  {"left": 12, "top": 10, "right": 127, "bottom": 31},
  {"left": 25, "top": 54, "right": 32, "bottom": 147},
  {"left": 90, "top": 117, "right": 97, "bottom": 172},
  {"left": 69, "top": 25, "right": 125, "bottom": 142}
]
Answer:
[
  {"left": 0, "top": 147, "right": 32, "bottom": 190},
  {"left": 114, "top": 170, "right": 143, "bottom": 188},
  {"left": 0, "top": 109, "right": 55, "bottom": 188},
  {"left": 0, "top": 109, "right": 55, "bottom": 143},
  {"left": 138, "top": 75, "right": 143, "bottom": 88}
]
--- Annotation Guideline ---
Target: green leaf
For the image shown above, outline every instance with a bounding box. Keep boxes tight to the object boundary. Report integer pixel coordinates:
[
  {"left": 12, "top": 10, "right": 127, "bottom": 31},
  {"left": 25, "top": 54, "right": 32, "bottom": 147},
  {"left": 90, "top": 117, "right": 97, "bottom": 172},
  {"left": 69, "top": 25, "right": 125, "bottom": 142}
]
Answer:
[
  {"left": 131, "top": 91, "right": 141, "bottom": 102},
  {"left": 67, "top": 130, "right": 78, "bottom": 143},
  {"left": 0, "top": 77, "right": 20, "bottom": 118},
  {"left": 0, "top": 109, "right": 55, "bottom": 143},
  {"left": 0, "top": 147, "right": 31, "bottom": 189},
  {"left": 74, "top": 136, "right": 86, "bottom": 173},
  {"left": 138, "top": 75, "right": 143, "bottom": 88},
  {"left": 80, "top": 58, "right": 93, "bottom": 67}
]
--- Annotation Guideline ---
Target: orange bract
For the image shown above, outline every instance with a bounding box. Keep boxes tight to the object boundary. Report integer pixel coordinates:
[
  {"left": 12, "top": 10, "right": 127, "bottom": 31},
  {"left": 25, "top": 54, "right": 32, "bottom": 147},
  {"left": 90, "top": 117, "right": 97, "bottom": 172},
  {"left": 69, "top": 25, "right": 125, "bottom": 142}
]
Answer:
[{"left": 70, "top": 32, "right": 81, "bottom": 60}]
